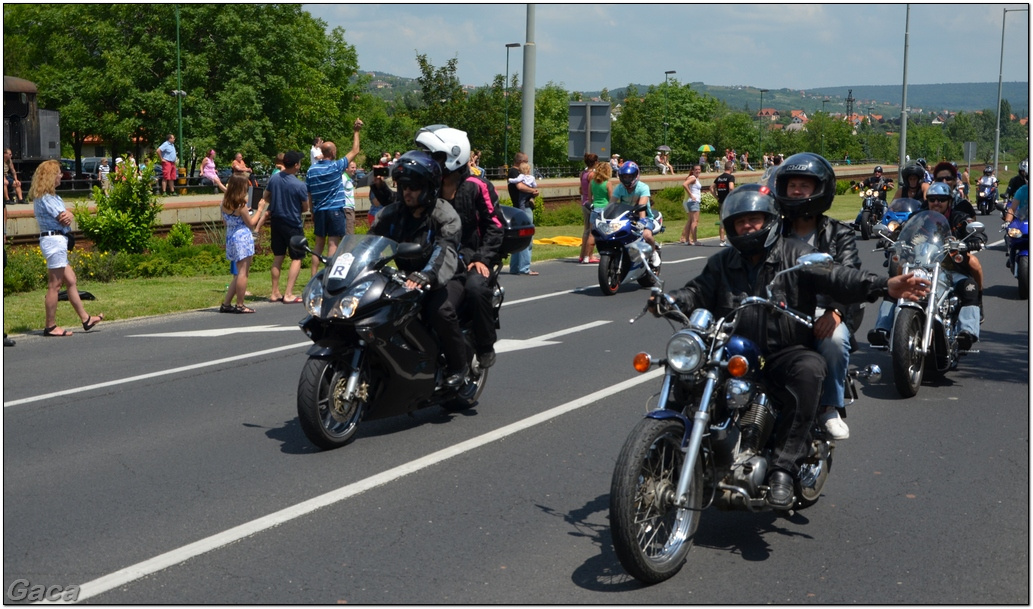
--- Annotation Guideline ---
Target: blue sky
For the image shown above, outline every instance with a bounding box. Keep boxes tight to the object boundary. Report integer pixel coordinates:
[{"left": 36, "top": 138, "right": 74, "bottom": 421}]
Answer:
[{"left": 303, "top": 3, "right": 1029, "bottom": 92}]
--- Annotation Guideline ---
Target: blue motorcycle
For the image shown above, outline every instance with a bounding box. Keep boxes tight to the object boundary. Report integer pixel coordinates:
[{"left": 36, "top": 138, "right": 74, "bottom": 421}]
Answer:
[
  {"left": 1002, "top": 205, "right": 1029, "bottom": 299},
  {"left": 591, "top": 202, "right": 664, "bottom": 295}
]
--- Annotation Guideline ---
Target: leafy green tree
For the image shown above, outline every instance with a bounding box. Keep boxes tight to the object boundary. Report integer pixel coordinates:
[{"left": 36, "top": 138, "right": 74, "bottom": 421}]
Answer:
[
  {"left": 532, "top": 83, "right": 570, "bottom": 168},
  {"left": 414, "top": 54, "right": 467, "bottom": 129}
]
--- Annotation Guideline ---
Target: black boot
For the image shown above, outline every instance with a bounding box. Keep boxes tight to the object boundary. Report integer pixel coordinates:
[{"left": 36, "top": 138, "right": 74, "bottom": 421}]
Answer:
[{"left": 766, "top": 470, "right": 794, "bottom": 510}]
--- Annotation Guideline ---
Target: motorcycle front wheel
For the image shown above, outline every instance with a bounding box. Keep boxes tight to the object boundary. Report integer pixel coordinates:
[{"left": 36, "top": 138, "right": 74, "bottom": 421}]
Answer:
[
  {"left": 610, "top": 418, "right": 701, "bottom": 585},
  {"left": 598, "top": 253, "right": 622, "bottom": 296},
  {"left": 859, "top": 211, "right": 872, "bottom": 240},
  {"left": 297, "top": 356, "right": 367, "bottom": 450},
  {"left": 891, "top": 308, "right": 925, "bottom": 397}
]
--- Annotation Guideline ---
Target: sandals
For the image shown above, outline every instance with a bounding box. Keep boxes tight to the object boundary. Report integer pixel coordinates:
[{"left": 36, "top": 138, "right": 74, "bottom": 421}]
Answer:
[
  {"left": 82, "top": 314, "right": 104, "bottom": 331},
  {"left": 234, "top": 305, "right": 255, "bottom": 314},
  {"left": 43, "top": 326, "right": 73, "bottom": 337}
]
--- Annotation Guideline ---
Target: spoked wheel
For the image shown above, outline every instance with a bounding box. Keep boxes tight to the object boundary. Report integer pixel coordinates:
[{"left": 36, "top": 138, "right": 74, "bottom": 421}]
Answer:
[
  {"left": 598, "top": 253, "right": 622, "bottom": 295},
  {"left": 297, "top": 356, "right": 367, "bottom": 450},
  {"left": 795, "top": 440, "right": 833, "bottom": 509},
  {"left": 610, "top": 418, "right": 701, "bottom": 585},
  {"left": 859, "top": 211, "right": 872, "bottom": 240},
  {"left": 891, "top": 308, "right": 925, "bottom": 397}
]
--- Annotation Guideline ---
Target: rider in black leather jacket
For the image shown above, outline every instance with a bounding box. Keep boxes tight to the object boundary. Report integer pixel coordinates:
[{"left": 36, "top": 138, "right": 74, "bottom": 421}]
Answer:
[{"left": 660, "top": 185, "right": 927, "bottom": 509}]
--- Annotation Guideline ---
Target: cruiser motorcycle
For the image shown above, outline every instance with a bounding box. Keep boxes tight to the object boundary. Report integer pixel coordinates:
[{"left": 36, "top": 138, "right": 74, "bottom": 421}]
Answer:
[
  {"left": 853, "top": 182, "right": 892, "bottom": 241},
  {"left": 608, "top": 253, "right": 880, "bottom": 584},
  {"left": 592, "top": 202, "right": 664, "bottom": 295},
  {"left": 873, "top": 211, "right": 984, "bottom": 397}
]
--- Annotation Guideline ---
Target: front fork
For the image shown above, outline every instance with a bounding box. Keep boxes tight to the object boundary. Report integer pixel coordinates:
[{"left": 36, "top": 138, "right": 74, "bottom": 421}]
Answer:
[
  {"left": 671, "top": 370, "right": 718, "bottom": 508},
  {"left": 340, "top": 342, "right": 366, "bottom": 404},
  {"left": 893, "top": 265, "right": 939, "bottom": 356}
]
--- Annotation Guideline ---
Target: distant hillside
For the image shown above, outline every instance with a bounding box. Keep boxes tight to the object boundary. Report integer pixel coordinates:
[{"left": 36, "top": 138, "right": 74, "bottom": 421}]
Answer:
[{"left": 358, "top": 71, "right": 1029, "bottom": 117}]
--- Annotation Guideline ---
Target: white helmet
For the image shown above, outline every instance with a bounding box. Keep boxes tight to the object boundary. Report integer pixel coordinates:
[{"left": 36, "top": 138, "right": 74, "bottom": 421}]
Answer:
[{"left": 414, "top": 124, "right": 470, "bottom": 173}]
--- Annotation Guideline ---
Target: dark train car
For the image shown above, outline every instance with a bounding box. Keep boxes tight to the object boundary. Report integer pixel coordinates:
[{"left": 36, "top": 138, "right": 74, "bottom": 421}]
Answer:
[{"left": 4, "top": 75, "right": 61, "bottom": 175}]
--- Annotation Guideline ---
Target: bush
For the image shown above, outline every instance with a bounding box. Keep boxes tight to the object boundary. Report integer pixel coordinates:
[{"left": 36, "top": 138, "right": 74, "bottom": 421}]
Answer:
[
  {"left": 166, "top": 222, "right": 194, "bottom": 248},
  {"left": 3, "top": 246, "right": 46, "bottom": 294},
  {"left": 701, "top": 191, "right": 720, "bottom": 214},
  {"left": 73, "top": 163, "right": 162, "bottom": 253},
  {"left": 836, "top": 179, "right": 853, "bottom": 195}
]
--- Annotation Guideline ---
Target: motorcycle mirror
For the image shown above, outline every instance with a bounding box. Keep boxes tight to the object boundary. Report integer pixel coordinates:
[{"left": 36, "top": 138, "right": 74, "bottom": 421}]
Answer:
[
  {"left": 995, "top": 201, "right": 1007, "bottom": 212},
  {"left": 875, "top": 223, "right": 891, "bottom": 236},
  {"left": 797, "top": 252, "right": 834, "bottom": 267},
  {"left": 966, "top": 222, "right": 986, "bottom": 236},
  {"left": 395, "top": 242, "right": 427, "bottom": 260},
  {"left": 289, "top": 235, "right": 310, "bottom": 257}
]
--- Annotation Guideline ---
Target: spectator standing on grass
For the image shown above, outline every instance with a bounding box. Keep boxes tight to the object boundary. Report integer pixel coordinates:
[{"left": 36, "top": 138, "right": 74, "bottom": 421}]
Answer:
[
  {"left": 306, "top": 118, "right": 364, "bottom": 276},
  {"left": 218, "top": 175, "right": 268, "bottom": 314},
  {"left": 29, "top": 160, "right": 103, "bottom": 337},
  {"left": 711, "top": 160, "right": 736, "bottom": 246},
  {"left": 263, "top": 151, "right": 309, "bottom": 304},
  {"left": 681, "top": 164, "right": 703, "bottom": 245},
  {"left": 158, "top": 134, "right": 178, "bottom": 196},
  {"left": 508, "top": 153, "right": 539, "bottom": 276}
]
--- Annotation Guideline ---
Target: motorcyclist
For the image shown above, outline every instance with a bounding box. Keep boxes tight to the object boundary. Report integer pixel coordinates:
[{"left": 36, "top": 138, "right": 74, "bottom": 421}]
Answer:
[
  {"left": 932, "top": 161, "right": 985, "bottom": 317},
  {"left": 868, "top": 181, "right": 983, "bottom": 350},
  {"left": 611, "top": 161, "right": 661, "bottom": 266},
  {"left": 894, "top": 161, "right": 927, "bottom": 203},
  {"left": 653, "top": 184, "right": 928, "bottom": 509},
  {"left": 774, "top": 153, "right": 859, "bottom": 440},
  {"left": 860, "top": 165, "right": 893, "bottom": 201},
  {"left": 367, "top": 150, "right": 470, "bottom": 387},
  {"left": 413, "top": 124, "right": 504, "bottom": 369},
  {"left": 1003, "top": 159, "right": 1028, "bottom": 201},
  {"left": 977, "top": 165, "right": 999, "bottom": 195}
]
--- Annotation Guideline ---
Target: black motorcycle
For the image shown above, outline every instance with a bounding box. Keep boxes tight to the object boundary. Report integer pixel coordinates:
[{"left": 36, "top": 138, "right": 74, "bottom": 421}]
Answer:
[{"left": 289, "top": 206, "right": 533, "bottom": 450}]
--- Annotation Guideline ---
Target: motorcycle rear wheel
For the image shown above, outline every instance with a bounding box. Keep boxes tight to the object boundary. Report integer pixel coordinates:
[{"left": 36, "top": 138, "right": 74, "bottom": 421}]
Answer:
[
  {"left": 859, "top": 211, "right": 872, "bottom": 241},
  {"left": 442, "top": 360, "right": 490, "bottom": 412},
  {"left": 610, "top": 418, "right": 701, "bottom": 585},
  {"left": 297, "top": 356, "right": 366, "bottom": 450},
  {"left": 892, "top": 308, "right": 925, "bottom": 397},
  {"left": 1018, "top": 256, "right": 1029, "bottom": 300},
  {"left": 598, "top": 253, "right": 622, "bottom": 296}
]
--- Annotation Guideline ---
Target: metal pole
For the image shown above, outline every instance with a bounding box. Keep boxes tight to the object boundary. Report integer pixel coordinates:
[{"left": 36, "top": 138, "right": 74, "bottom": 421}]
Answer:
[
  {"left": 663, "top": 70, "right": 675, "bottom": 146},
  {"left": 898, "top": 4, "right": 910, "bottom": 177},
  {"left": 175, "top": 5, "right": 183, "bottom": 164},
  {"left": 821, "top": 98, "right": 828, "bottom": 158},
  {"left": 503, "top": 43, "right": 520, "bottom": 167},
  {"left": 994, "top": 8, "right": 1027, "bottom": 173},
  {"left": 758, "top": 89, "right": 768, "bottom": 159},
  {"left": 519, "top": 4, "right": 536, "bottom": 167}
]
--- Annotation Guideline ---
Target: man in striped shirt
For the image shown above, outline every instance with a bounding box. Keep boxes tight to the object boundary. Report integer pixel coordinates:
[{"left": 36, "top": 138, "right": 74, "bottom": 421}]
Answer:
[{"left": 305, "top": 118, "right": 363, "bottom": 276}]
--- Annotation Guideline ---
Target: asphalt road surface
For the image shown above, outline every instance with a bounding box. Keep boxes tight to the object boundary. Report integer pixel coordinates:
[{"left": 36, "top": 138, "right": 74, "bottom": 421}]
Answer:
[{"left": 3, "top": 228, "right": 1028, "bottom": 604}]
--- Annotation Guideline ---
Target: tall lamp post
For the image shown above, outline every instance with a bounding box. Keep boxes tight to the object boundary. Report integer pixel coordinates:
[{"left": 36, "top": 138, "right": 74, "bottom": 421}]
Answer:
[
  {"left": 758, "top": 88, "right": 768, "bottom": 159},
  {"left": 663, "top": 70, "right": 676, "bottom": 146},
  {"left": 866, "top": 106, "right": 874, "bottom": 161},
  {"left": 821, "top": 97, "right": 829, "bottom": 158},
  {"left": 503, "top": 42, "right": 521, "bottom": 168},
  {"left": 174, "top": 6, "right": 184, "bottom": 164},
  {"left": 993, "top": 7, "right": 1027, "bottom": 173}
]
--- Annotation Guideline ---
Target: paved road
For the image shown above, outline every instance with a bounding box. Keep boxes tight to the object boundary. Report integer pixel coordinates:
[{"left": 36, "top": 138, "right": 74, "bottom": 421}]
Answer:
[{"left": 3, "top": 230, "right": 1028, "bottom": 603}]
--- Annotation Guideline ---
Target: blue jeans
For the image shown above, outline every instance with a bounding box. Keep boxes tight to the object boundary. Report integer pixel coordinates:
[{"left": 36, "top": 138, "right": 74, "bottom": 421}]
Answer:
[
  {"left": 509, "top": 242, "right": 532, "bottom": 274},
  {"left": 814, "top": 307, "right": 850, "bottom": 409}
]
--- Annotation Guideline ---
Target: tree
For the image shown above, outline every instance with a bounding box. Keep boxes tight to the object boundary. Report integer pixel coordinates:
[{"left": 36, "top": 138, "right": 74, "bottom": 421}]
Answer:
[{"left": 414, "top": 54, "right": 467, "bottom": 129}]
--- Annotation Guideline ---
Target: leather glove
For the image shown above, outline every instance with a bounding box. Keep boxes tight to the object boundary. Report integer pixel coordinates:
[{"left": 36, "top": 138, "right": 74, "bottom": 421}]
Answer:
[{"left": 405, "top": 271, "right": 431, "bottom": 290}]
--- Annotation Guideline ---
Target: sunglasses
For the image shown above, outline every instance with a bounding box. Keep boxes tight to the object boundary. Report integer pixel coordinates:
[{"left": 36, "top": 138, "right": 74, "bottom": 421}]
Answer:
[
  {"left": 927, "top": 197, "right": 951, "bottom": 203},
  {"left": 934, "top": 175, "right": 954, "bottom": 182}
]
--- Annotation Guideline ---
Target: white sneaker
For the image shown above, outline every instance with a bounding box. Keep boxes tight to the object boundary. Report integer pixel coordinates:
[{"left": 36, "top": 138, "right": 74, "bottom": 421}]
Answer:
[{"left": 819, "top": 409, "right": 849, "bottom": 440}]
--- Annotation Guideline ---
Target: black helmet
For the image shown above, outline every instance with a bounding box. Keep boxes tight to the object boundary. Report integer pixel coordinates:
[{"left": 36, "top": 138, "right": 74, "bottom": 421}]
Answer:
[
  {"left": 983, "top": 166, "right": 994, "bottom": 176},
  {"left": 772, "top": 152, "right": 837, "bottom": 219},
  {"left": 901, "top": 161, "right": 925, "bottom": 182},
  {"left": 721, "top": 183, "right": 781, "bottom": 257},
  {"left": 874, "top": 165, "right": 884, "bottom": 174},
  {"left": 917, "top": 158, "right": 928, "bottom": 168},
  {"left": 391, "top": 150, "right": 443, "bottom": 209}
]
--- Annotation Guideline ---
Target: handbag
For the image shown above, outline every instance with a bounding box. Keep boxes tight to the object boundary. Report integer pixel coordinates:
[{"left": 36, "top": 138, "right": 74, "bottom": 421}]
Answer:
[{"left": 65, "top": 232, "right": 76, "bottom": 251}]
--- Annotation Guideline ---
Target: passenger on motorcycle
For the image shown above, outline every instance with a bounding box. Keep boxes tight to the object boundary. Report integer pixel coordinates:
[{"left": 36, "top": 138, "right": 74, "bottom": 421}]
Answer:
[
  {"left": 977, "top": 165, "right": 999, "bottom": 194},
  {"left": 869, "top": 181, "right": 982, "bottom": 351},
  {"left": 894, "top": 161, "right": 928, "bottom": 203},
  {"left": 656, "top": 185, "right": 928, "bottom": 508},
  {"left": 612, "top": 161, "right": 661, "bottom": 266},
  {"left": 367, "top": 150, "right": 470, "bottom": 387},
  {"left": 774, "top": 153, "right": 859, "bottom": 441},
  {"left": 860, "top": 165, "right": 893, "bottom": 200},
  {"left": 1003, "top": 159, "right": 1028, "bottom": 201},
  {"left": 414, "top": 125, "right": 504, "bottom": 369},
  {"left": 932, "top": 162, "right": 985, "bottom": 313}
]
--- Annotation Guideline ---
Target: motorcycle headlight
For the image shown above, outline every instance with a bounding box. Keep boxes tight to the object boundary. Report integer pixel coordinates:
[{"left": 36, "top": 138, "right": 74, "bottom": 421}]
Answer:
[
  {"left": 887, "top": 220, "right": 900, "bottom": 233},
  {"left": 1008, "top": 228, "right": 1023, "bottom": 239},
  {"left": 596, "top": 219, "right": 622, "bottom": 236},
  {"left": 328, "top": 279, "right": 374, "bottom": 319},
  {"left": 302, "top": 277, "right": 325, "bottom": 317},
  {"left": 911, "top": 268, "right": 932, "bottom": 283},
  {"left": 666, "top": 330, "right": 706, "bottom": 374}
]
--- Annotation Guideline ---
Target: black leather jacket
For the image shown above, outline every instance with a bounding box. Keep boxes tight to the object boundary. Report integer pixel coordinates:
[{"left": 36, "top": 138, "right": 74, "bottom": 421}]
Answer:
[
  {"left": 444, "top": 169, "right": 505, "bottom": 268},
  {"left": 784, "top": 216, "right": 864, "bottom": 333},
  {"left": 368, "top": 198, "right": 462, "bottom": 289},
  {"left": 669, "top": 238, "right": 890, "bottom": 355}
]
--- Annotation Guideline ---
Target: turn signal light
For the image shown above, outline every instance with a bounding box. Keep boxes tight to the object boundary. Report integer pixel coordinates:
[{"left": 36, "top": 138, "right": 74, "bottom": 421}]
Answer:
[
  {"left": 633, "top": 352, "right": 652, "bottom": 373},
  {"left": 727, "top": 355, "right": 749, "bottom": 378}
]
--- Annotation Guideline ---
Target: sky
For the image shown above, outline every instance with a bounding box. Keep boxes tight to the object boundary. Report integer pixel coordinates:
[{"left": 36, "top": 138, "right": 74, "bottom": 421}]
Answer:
[{"left": 303, "top": 3, "right": 1029, "bottom": 92}]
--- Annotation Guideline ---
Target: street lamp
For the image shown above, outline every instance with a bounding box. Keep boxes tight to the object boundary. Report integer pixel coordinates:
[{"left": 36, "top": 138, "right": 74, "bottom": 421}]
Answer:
[
  {"left": 663, "top": 70, "right": 676, "bottom": 146},
  {"left": 866, "top": 106, "right": 874, "bottom": 161},
  {"left": 994, "top": 7, "right": 1027, "bottom": 173},
  {"left": 503, "top": 42, "right": 521, "bottom": 168},
  {"left": 175, "top": 6, "right": 184, "bottom": 164},
  {"left": 821, "top": 97, "right": 829, "bottom": 158},
  {"left": 758, "top": 88, "right": 768, "bottom": 159}
]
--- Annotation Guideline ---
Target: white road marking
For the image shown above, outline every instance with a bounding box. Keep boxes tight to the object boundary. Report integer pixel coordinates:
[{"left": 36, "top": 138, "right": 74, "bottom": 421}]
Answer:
[
  {"left": 128, "top": 325, "right": 301, "bottom": 338},
  {"left": 4, "top": 322, "right": 611, "bottom": 409},
  {"left": 62, "top": 367, "right": 666, "bottom": 604}
]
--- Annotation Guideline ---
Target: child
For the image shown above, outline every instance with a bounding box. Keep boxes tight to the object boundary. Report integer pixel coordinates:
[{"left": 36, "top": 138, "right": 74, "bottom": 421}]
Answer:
[
  {"left": 508, "top": 161, "right": 538, "bottom": 275},
  {"left": 219, "top": 175, "right": 267, "bottom": 313}
]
